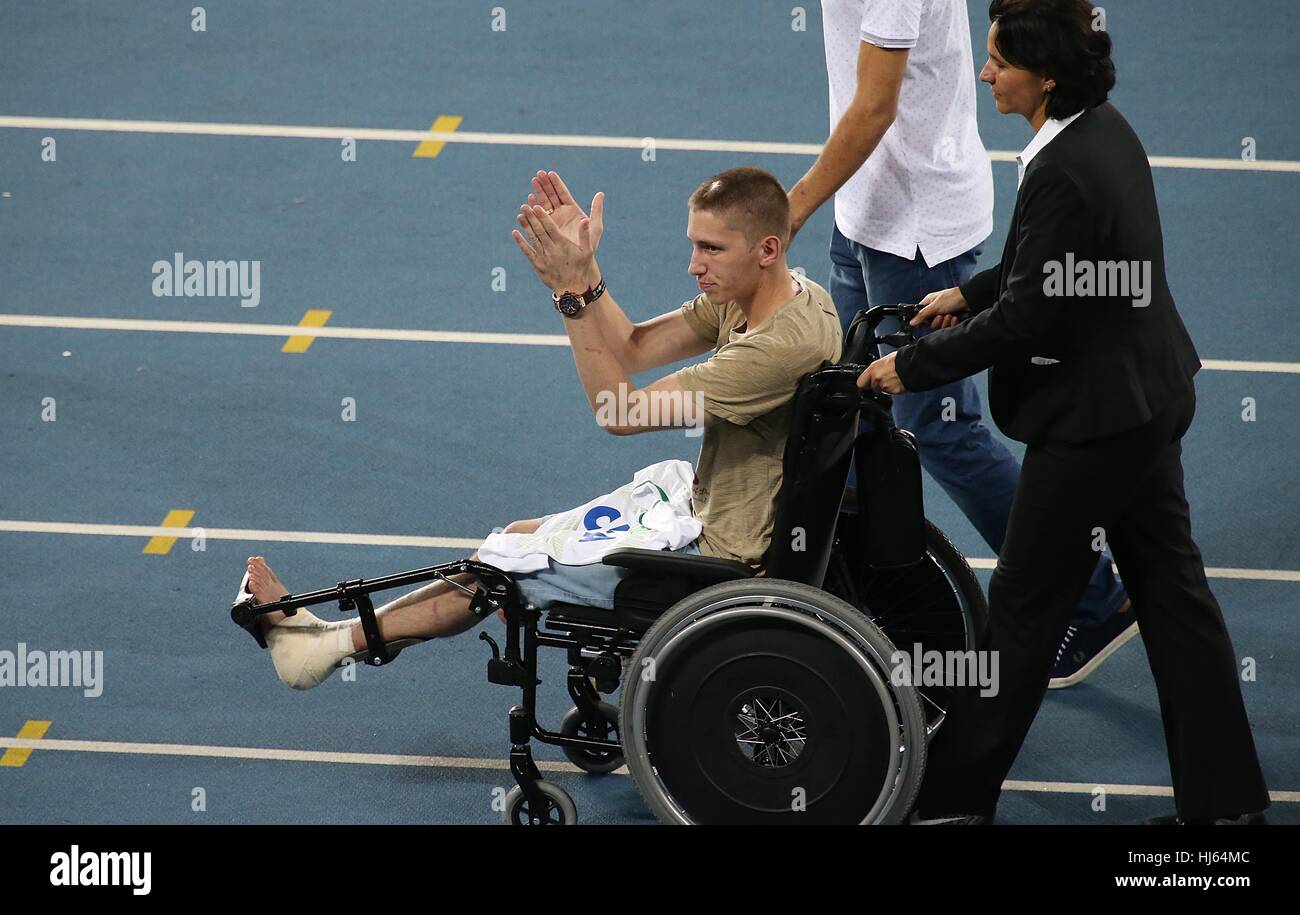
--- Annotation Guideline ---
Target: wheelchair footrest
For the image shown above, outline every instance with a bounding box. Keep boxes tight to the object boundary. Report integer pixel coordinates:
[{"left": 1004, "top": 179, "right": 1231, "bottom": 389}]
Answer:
[
  {"left": 230, "top": 571, "right": 294, "bottom": 650},
  {"left": 488, "top": 658, "right": 531, "bottom": 687}
]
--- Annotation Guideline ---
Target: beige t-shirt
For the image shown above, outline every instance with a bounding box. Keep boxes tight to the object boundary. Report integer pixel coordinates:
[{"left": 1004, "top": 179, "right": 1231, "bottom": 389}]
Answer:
[{"left": 675, "top": 274, "right": 843, "bottom": 573}]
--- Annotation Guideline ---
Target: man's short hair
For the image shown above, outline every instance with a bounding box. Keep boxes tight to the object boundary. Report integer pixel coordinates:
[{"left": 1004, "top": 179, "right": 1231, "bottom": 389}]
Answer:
[
  {"left": 989, "top": 0, "right": 1116, "bottom": 121},
  {"left": 688, "top": 167, "right": 790, "bottom": 247}
]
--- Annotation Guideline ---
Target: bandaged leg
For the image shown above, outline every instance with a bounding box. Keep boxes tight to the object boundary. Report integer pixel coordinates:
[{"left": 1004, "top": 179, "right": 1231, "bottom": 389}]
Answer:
[
  {"left": 244, "top": 555, "right": 485, "bottom": 690},
  {"left": 264, "top": 609, "right": 358, "bottom": 690}
]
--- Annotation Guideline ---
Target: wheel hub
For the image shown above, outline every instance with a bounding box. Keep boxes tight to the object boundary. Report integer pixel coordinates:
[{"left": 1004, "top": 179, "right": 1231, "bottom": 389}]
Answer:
[{"left": 734, "top": 695, "right": 807, "bottom": 768}]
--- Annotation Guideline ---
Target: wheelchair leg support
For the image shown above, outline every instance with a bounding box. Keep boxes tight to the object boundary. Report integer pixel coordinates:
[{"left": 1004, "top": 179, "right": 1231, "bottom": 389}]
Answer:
[
  {"left": 338, "top": 588, "right": 390, "bottom": 666},
  {"left": 231, "top": 559, "right": 520, "bottom": 667}
]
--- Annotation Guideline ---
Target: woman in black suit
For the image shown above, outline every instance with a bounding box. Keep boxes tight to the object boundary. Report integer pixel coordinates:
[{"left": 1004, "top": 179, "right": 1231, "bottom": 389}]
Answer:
[{"left": 860, "top": 0, "right": 1269, "bottom": 824}]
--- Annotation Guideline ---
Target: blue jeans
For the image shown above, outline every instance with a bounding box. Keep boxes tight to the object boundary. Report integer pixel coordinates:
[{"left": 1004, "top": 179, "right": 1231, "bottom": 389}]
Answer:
[
  {"left": 828, "top": 226, "right": 1127, "bottom": 625},
  {"left": 513, "top": 540, "right": 702, "bottom": 611}
]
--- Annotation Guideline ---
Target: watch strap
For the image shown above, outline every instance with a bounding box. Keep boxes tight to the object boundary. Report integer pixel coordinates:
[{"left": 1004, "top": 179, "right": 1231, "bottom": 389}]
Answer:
[
  {"left": 552, "top": 277, "right": 606, "bottom": 315},
  {"left": 580, "top": 277, "right": 607, "bottom": 305}
]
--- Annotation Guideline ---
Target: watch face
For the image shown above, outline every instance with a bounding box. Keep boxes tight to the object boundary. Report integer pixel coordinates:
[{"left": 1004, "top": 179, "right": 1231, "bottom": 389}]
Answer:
[{"left": 557, "top": 293, "right": 583, "bottom": 316}]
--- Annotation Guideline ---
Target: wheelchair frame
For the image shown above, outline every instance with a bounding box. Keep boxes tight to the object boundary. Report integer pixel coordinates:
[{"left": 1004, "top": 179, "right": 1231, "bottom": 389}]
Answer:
[
  {"left": 231, "top": 549, "right": 761, "bottom": 822},
  {"left": 230, "top": 304, "right": 984, "bottom": 824}
]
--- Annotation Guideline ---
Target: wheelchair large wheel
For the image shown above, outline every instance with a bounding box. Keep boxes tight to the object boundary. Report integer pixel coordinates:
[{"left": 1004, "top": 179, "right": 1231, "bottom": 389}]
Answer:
[
  {"left": 824, "top": 518, "right": 988, "bottom": 734},
  {"left": 620, "top": 578, "right": 926, "bottom": 825}
]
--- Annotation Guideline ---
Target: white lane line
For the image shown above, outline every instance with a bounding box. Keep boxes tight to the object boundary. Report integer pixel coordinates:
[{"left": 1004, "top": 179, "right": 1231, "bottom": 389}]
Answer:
[
  {"left": 1200, "top": 359, "right": 1300, "bottom": 374},
  {"left": 0, "top": 519, "right": 481, "bottom": 551},
  {"left": 1, "top": 115, "right": 1298, "bottom": 173},
  {"left": 3, "top": 315, "right": 1298, "bottom": 374},
  {"left": 1201, "top": 567, "right": 1300, "bottom": 583},
  {"left": 1, "top": 736, "right": 1295, "bottom": 804},
  {"left": 966, "top": 555, "right": 1298, "bottom": 582},
  {"left": 1, "top": 519, "right": 1297, "bottom": 583},
  {"left": 1001, "top": 778, "right": 1300, "bottom": 803},
  {"left": 0, "top": 736, "right": 585, "bottom": 775},
  {"left": 0, "top": 314, "right": 568, "bottom": 347}
]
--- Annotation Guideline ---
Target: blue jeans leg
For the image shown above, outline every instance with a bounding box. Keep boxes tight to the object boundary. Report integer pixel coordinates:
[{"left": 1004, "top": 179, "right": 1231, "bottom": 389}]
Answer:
[{"left": 826, "top": 226, "right": 1127, "bottom": 624}]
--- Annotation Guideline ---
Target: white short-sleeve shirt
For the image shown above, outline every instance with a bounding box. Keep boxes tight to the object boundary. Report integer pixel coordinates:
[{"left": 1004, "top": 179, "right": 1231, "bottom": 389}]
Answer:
[{"left": 821, "top": 0, "right": 994, "bottom": 267}]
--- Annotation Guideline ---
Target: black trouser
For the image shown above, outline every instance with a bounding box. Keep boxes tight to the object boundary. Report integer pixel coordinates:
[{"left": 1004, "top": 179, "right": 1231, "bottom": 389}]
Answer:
[{"left": 916, "top": 388, "right": 1269, "bottom": 819}]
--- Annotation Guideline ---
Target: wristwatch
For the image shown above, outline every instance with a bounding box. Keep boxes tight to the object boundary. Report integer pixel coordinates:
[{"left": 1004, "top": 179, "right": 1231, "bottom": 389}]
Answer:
[{"left": 553, "top": 277, "right": 607, "bottom": 317}]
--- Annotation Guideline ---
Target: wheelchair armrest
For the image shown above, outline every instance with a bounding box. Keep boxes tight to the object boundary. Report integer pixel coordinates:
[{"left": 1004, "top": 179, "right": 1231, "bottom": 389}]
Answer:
[{"left": 601, "top": 547, "right": 756, "bottom": 582}]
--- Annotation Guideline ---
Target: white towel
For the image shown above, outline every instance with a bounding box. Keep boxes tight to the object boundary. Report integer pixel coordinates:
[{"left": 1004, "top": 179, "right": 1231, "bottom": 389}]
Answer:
[{"left": 477, "top": 459, "right": 703, "bottom": 572}]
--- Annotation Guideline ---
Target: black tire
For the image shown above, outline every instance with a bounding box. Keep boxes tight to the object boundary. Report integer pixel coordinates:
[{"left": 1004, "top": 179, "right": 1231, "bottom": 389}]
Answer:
[
  {"left": 824, "top": 517, "right": 989, "bottom": 734},
  {"left": 620, "top": 578, "right": 926, "bottom": 825},
  {"left": 559, "top": 703, "right": 625, "bottom": 774},
  {"left": 500, "top": 781, "right": 578, "bottom": 825}
]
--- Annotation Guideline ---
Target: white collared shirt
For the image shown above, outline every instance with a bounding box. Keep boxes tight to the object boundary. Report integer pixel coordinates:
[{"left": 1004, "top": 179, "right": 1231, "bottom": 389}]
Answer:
[
  {"left": 1016, "top": 110, "right": 1084, "bottom": 187},
  {"left": 821, "top": 0, "right": 993, "bottom": 267}
]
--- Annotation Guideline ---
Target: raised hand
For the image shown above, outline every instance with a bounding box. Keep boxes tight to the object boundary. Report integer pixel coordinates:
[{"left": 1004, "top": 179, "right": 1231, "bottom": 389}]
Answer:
[
  {"left": 512, "top": 202, "right": 599, "bottom": 295},
  {"left": 527, "top": 170, "right": 605, "bottom": 252}
]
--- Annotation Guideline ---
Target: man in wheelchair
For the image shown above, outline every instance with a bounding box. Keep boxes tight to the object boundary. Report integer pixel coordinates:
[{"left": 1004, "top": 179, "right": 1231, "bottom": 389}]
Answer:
[
  {"left": 234, "top": 167, "right": 985, "bottom": 824},
  {"left": 240, "top": 166, "right": 842, "bottom": 691}
]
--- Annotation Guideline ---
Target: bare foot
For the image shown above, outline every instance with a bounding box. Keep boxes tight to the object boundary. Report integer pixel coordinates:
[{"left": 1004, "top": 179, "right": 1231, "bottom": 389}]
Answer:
[
  {"left": 245, "top": 556, "right": 294, "bottom": 627},
  {"left": 244, "top": 556, "right": 359, "bottom": 689}
]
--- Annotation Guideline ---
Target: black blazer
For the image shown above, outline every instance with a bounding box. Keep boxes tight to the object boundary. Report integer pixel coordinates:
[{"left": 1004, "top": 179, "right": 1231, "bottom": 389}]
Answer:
[{"left": 895, "top": 102, "right": 1201, "bottom": 445}]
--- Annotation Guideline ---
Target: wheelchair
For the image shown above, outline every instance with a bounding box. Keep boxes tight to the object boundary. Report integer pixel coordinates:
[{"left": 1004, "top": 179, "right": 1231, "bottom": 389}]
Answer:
[{"left": 231, "top": 304, "right": 988, "bottom": 825}]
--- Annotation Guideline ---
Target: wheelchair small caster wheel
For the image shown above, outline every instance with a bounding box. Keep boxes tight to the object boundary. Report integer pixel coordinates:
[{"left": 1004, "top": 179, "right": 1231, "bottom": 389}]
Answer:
[
  {"left": 501, "top": 781, "right": 577, "bottom": 825},
  {"left": 559, "top": 702, "right": 624, "bottom": 774}
]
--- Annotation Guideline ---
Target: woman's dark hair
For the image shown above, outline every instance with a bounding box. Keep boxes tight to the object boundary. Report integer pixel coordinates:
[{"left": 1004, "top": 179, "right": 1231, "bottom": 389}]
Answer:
[{"left": 989, "top": 0, "right": 1116, "bottom": 119}]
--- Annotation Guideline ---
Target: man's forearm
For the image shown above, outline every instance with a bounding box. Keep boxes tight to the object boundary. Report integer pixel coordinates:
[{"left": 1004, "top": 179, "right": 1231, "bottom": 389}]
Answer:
[
  {"left": 512, "top": 199, "right": 643, "bottom": 421},
  {"left": 550, "top": 261, "right": 641, "bottom": 376},
  {"left": 789, "top": 103, "right": 895, "bottom": 233},
  {"left": 558, "top": 271, "right": 634, "bottom": 422},
  {"left": 579, "top": 282, "right": 641, "bottom": 375}
]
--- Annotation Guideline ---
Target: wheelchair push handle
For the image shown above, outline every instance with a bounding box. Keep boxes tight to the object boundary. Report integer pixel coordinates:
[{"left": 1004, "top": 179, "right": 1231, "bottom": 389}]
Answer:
[
  {"left": 862, "top": 302, "right": 922, "bottom": 327},
  {"left": 815, "top": 362, "right": 896, "bottom": 416},
  {"left": 862, "top": 303, "right": 924, "bottom": 348},
  {"left": 834, "top": 303, "right": 926, "bottom": 414}
]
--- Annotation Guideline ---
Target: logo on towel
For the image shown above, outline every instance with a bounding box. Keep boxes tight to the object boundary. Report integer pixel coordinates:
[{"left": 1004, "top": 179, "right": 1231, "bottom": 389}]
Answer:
[{"left": 578, "top": 505, "right": 631, "bottom": 542}]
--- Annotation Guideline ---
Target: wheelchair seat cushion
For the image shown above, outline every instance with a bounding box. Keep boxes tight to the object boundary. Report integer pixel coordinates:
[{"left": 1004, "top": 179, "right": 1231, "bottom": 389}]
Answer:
[{"left": 547, "top": 572, "right": 698, "bottom": 635}]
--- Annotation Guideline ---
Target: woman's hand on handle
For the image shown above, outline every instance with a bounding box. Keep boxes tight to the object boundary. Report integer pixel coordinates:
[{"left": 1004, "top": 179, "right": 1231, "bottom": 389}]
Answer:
[
  {"left": 913, "top": 287, "right": 968, "bottom": 330},
  {"left": 856, "top": 351, "right": 906, "bottom": 395}
]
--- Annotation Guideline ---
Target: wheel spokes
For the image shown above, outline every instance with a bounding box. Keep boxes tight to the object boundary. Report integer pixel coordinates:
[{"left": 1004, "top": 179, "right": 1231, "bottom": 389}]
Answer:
[{"left": 734, "top": 695, "right": 808, "bottom": 768}]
